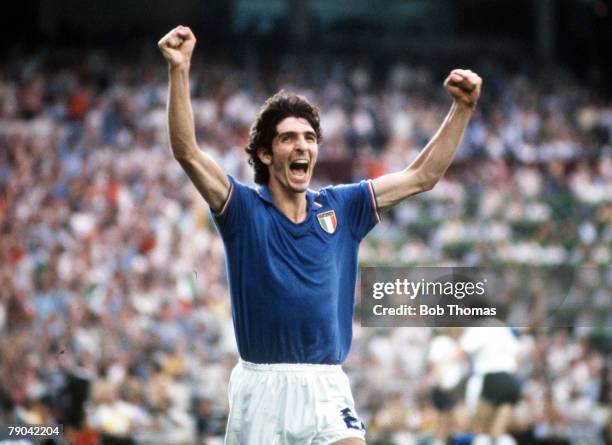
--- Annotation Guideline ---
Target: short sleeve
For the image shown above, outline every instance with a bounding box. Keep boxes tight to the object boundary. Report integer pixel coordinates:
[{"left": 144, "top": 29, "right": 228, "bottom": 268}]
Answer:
[
  {"left": 211, "top": 175, "right": 253, "bottom": 240},
  {"left": 325, "top": 180, "right": 381, "bottom": 241}
]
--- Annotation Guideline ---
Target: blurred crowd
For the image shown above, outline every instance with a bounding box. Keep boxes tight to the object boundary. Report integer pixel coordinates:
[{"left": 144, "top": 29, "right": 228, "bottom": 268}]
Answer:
[{"left": 0, "top": 47, "right": 610, "bottom": 445}]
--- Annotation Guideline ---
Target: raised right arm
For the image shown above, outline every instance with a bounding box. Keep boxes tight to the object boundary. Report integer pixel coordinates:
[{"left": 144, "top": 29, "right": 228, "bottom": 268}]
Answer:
[{"left": 158, "top": 26, "right": 229, "bottom": 213}]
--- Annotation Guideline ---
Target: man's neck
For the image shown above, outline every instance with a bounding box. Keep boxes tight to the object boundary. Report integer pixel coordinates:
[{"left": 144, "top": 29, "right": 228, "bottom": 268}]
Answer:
[{"left": 267, "top": 182, "right": 308, "bottom": 224}]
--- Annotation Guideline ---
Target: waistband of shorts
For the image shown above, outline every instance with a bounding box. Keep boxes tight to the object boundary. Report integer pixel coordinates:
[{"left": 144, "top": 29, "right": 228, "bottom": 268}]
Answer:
[{"left": 239, "top": 358, "right": 343, "bottom": 373}]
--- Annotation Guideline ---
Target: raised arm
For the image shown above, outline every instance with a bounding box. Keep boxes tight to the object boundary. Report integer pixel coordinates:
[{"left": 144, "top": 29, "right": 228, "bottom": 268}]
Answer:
[
  {"left": 158, "top": 26, "right": 230, "bottom": 213},
  {"left": 372, "top": 69, "right": 482, "bottom": 212}
]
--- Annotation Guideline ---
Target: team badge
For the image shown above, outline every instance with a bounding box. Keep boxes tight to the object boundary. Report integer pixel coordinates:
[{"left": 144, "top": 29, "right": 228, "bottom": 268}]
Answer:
[{"left": 317, "top": 210, "right": 337, "bottom": 234}]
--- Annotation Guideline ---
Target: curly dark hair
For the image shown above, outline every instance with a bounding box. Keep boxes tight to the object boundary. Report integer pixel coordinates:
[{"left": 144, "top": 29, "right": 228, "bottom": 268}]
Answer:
[{"left": 245, "top": 91, "right": 322, "bottom": 185}]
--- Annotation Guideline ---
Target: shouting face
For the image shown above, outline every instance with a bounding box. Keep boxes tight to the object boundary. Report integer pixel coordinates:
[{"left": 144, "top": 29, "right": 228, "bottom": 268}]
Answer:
[{"left": 258, "top": 116, "right": 319, "bottom": 194}]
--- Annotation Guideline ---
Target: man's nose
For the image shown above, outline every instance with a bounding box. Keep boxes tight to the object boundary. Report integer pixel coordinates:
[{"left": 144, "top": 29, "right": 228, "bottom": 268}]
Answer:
[{"left": 294, "top": 135, "right": 308, "bottom": 149}]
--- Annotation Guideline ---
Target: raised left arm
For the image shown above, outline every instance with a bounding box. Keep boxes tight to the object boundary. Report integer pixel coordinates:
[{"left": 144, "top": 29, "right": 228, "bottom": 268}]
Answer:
[{"left": 372, "top": 69, "right": 482, "bottom": 212}]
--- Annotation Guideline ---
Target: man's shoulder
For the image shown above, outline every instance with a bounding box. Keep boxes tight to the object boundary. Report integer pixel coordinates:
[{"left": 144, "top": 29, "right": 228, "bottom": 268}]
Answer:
[
  {"left": 316, "top": 180, "right": 368, "bottom": 198},
  {"left": 228, "top": 175, "right": 263, "bottom": 200},
  {"left": 213, "top": 175, "right": 262, "bottom": 223},
  {"left": 315, "top": 180, "right": 372, "bottom": 205}
]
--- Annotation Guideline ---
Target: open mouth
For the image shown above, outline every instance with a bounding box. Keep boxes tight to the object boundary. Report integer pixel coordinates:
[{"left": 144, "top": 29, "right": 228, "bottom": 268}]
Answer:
[{"left": 289, "top": 159, "right": 309, "bottom": 180}]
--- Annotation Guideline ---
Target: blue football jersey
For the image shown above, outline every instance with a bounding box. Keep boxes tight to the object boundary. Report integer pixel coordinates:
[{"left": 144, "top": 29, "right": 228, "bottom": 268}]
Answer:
[{"left": 212, "top": 175, "right": 380, "bottom": 364}]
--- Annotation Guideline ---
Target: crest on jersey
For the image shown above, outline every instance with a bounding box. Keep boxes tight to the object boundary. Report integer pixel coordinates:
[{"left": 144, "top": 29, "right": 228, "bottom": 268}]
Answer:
[{"left": 317, "top": 210, "right": 337, "bottom": 234}]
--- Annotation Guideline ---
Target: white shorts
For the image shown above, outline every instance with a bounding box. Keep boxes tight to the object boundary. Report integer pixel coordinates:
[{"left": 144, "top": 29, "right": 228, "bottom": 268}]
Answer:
[{"left": 224, "top": 359, "right": 366, "bottom": 445}]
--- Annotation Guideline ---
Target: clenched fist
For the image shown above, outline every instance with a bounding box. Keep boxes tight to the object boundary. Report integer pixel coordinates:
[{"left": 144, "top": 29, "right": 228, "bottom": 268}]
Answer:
[
  {"left": 158, "top": 26, "right": 196, "bottom": 69},
  {"left": 444, "top": 69, "right": 482, "bottom": 109}
]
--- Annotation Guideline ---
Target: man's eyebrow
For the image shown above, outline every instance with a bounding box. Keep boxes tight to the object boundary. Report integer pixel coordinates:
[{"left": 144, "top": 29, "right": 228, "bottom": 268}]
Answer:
[{"left": 277, "top": 130, "right": 317, "bottom": 138}]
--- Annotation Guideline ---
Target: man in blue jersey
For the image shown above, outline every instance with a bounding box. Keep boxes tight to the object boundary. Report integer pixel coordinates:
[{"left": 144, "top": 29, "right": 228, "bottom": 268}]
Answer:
[{"left": 159, "top": 26, "right": 482, "bottom": 445}]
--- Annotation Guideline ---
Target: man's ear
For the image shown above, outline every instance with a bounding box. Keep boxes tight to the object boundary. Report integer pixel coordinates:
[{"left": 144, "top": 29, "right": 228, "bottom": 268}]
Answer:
[{"left": 257, "top": 147, "right": 272, "bottom": 166}]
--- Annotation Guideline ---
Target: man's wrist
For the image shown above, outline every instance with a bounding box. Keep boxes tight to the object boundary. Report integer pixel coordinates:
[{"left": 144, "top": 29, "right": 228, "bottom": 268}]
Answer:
[
  {"left": 453, "top": 99, "right": 477, "bottom": 112},
  {"left": 169, "top": 62, "right": 191, "bottom": 74}
]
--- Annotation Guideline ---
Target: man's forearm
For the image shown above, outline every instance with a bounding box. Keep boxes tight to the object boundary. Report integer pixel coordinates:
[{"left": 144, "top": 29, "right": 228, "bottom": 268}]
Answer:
[
  {"left": 158, "top": 26, "right": 231, "bottom": 211},
  {"left": 408, "top": 101, "right": 473, "bottom": 188},
  {"left": 167, "top": 65, "right": 198, "bottom": 160},
  {"left": 372, "top": 69, "right": 481, "bottom": 211},
  {"left": 371, "top": 102, "right": 474, "bottom": 210}
]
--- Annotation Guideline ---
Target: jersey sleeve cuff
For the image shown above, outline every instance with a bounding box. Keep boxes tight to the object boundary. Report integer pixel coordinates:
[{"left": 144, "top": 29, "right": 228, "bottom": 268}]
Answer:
[
  {"left": 367, "top": 179, "right": 381, "bottom": 223},
  {"left": 214, "top": 177, "right": 234, "bottom": 218}
]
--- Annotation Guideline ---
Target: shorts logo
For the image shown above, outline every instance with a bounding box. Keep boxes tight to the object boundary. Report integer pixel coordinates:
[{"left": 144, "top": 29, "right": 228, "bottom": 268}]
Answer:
[
  {"left": 340, "top": 407, "right": 366, "bottom": 431},
  {"left": 317, "top": 210, "right": 337, "bottom": 234}
]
